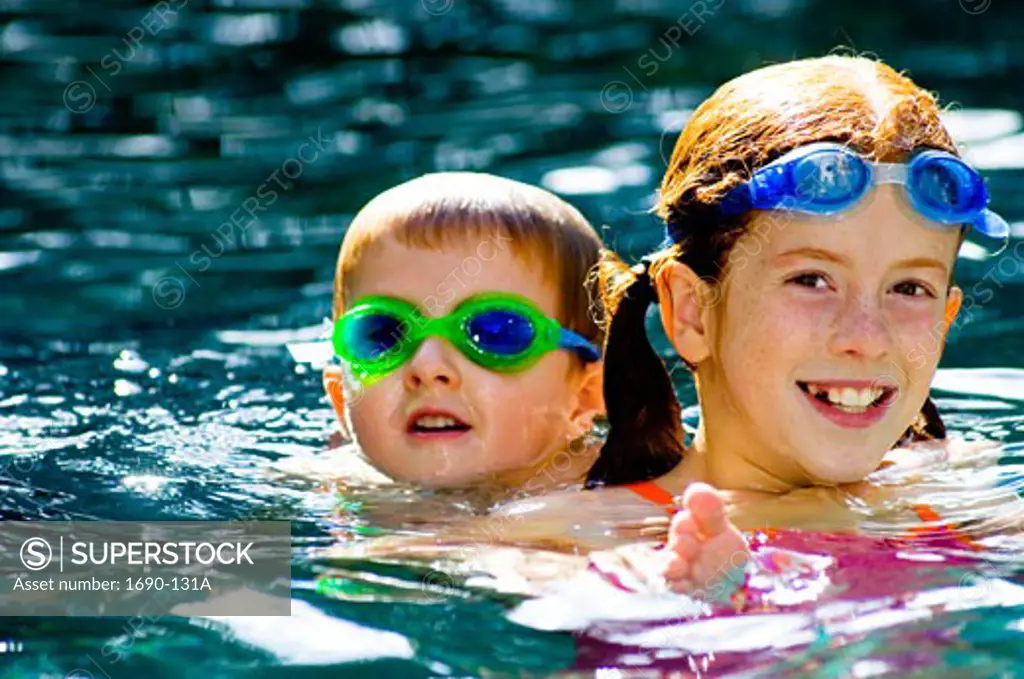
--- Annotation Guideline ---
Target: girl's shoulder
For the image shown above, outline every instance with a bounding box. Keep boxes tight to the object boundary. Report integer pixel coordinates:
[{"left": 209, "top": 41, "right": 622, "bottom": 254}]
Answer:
[
  {"left": 495, "top": 482, "right": 680, "bottom": 549},
  {"left": 497, "top": 478, "right": 677, "bottom": 516}
]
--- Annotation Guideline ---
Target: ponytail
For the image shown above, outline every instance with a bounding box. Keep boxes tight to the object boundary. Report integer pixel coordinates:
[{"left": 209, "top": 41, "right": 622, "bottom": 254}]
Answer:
[{"left": 585, "top": 255, "right": 685, "bottom": 488}]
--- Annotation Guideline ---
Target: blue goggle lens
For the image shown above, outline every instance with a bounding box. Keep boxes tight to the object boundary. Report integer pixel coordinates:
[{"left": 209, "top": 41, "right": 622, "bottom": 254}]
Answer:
[
  {"left": 347, "top": 313, "right": 404, "bottom": 361},
  {"left": 910, "top": 156, "right": 981, "bottom": 219},
  {"left": 466, "top": 309, "right": 535, "bottom": 356},
  {"left": 790, "top": 150, "right": 870, "bottom": 210}
]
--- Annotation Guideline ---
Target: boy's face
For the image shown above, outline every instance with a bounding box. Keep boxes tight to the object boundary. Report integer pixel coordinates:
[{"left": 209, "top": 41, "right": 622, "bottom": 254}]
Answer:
[
  {"left": 326, "top": 233, "right": 601, "bottom": 488},
  {"left": 671, "top": 186, "right": 963, "bottom": 486}
]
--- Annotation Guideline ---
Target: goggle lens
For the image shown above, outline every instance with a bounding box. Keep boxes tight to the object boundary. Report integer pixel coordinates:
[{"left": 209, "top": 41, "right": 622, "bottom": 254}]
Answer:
[
  {"left": 911, "top": 156, "right": 979, "bottom": 218},
  {"left": 791, "top": 150, "right": 870, "bottom": 208},
  {"left": 346, "top": 313, "right": 405, "bottom": 362},
  {"left": 465, "top": 309, "right": 536, "bottom": 356}
]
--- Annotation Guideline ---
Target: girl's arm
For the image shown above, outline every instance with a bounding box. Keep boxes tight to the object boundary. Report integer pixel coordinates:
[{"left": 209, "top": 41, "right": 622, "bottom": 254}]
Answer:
[{"left": 318, "top": 483, "right": 750, "bottom": 600}]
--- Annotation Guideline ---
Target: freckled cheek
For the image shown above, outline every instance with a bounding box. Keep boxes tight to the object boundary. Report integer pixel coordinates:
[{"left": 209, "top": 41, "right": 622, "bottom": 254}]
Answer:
[
  {"left": 888, "top": 303, "right": 948, "bottom": 370},
  {"left": 714, "top": 321, "right": 777, "bottom": 401},
  {"left": 887, "top": 301, "right": 946, "bottom": 335},
  {"left": 724, "top": 295, "right": 823, "bottom": 358}
]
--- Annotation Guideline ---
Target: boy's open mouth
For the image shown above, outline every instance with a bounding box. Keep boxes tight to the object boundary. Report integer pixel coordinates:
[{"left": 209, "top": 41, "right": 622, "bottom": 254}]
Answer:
[
  {"left": 796, "top": 380, "right": 898, "bottom": 414},
  {"left": 406, "top": 409, "right": 472, "bottom": 436}
]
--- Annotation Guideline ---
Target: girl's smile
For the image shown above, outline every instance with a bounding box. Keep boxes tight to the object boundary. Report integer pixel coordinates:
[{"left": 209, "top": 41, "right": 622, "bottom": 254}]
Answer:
[{"left": 795, "top": 378, "right": 899, "bottom": 429}]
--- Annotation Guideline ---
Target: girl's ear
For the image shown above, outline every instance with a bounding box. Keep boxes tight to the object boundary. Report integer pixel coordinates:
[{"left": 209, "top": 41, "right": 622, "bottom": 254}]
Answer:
[
  {"left": 654, "top": 260, "right": 712, "bottom": 365},
  {"left": 323, "top": 365, "right": 353, "bottom": 440}
]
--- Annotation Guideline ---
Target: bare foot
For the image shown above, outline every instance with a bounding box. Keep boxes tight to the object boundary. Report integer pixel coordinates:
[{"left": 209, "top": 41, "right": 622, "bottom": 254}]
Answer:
[
  {"left": 660, "top": 482, "right": 750, "bottom": 595},
  {"left": 585, "top": 483, "right": 751, "bottom": 600}
]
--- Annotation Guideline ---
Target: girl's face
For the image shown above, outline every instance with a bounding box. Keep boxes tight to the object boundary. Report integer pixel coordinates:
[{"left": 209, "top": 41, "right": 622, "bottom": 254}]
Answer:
[{"left": 672, "top": 186, "right": 963, "bottom": 486}]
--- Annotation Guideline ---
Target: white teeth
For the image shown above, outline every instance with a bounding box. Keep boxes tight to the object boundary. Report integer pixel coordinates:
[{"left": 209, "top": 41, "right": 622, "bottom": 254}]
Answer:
[
  {"left": 808, "top": 384, "right": 884, "bottom": 408},
  {"left": 415, "top": 415, "right": 460, "bottom": 429}
]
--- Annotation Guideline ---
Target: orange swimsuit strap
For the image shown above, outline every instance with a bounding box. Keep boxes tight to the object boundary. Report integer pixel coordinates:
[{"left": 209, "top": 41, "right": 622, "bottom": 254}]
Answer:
[
  {"left": 907, "top": 503, "right": 984, "bottom": 551},
  {"left": 623, "top": 482, "right": 676, "bottom": 510}
]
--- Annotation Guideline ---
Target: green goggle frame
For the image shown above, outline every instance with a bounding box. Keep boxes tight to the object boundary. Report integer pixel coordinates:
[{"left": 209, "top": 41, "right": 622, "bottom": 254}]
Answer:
[{"left": 332, "top": 292, "right": 600, "bottom": 383}]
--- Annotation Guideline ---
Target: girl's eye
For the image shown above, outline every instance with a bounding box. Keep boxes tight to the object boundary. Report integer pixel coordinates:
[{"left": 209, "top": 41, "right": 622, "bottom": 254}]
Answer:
[
  {"left": 787, "top": 273, "right": 831, "bottom": 290},
  {"left": 892, "top": 280, "right": 937, "bottom": 298}
]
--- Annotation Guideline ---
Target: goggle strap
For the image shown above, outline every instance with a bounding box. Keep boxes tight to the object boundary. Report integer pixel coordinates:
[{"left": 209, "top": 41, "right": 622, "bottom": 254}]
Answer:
[
  {"left": 720, "top": 183, "right": 755, "bottom": 216},
  {"left": 558, "top": 328, "right": 601, "bottom": 362},
  {"left": 975, "top": 209, "right": 1011, "bottom": 239}
]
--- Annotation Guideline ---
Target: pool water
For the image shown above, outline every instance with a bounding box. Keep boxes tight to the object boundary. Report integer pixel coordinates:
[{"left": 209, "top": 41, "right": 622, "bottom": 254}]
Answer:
[{"left": 3, "top": 0, "right": 1024, "bottom": 676}]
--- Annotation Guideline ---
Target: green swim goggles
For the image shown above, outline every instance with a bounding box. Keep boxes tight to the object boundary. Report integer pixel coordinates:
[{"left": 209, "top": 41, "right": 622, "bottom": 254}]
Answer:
[{"left": 333, "top": 292, "right": 601, "bottom": 381}]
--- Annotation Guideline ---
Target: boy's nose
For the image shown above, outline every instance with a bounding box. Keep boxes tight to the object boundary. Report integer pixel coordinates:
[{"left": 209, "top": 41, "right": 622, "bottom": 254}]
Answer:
[
  {"left": 827, "top": 296, "right": 893, "bottom": 362},
  {"left": 403, "top": 337, "right": 462, "bottom": 390}
]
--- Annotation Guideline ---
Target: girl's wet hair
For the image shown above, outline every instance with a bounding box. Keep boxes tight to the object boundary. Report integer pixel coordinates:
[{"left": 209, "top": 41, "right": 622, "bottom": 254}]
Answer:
[
  {"left": 586, "top": 55, "right": 958, "bottom": 488},
  {"left": 584, "top": 256, "right": 686, "bottom": 486}
]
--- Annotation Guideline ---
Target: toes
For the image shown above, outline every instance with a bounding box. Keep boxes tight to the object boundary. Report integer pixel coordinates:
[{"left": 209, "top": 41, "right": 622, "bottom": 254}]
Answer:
[
  {"left": 688, "top": 529, "right": 750, "bottom": 590},
  {"left": 666, "top": 575, "right": 696, "bottom": 595},
  {"left": 661, "top": 551, "right": 691, "bottom": 582},
  {"left": 668, "top": 527, "right": 701, "bottom": 565},
  {"left": 666, "top": 512, "right": 701, "bottom": 562},
  {"left": 680, "top": 482, "right": 731, "bottom": 538}
]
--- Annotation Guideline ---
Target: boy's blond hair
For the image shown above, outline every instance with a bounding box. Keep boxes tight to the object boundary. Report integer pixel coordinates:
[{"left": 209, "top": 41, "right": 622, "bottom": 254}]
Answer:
[{"left": 334, "top": 172, "right": 605, "bottom": 349}]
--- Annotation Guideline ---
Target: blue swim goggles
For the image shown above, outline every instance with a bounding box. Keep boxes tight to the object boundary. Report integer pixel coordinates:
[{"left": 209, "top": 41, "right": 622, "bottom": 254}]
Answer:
[{"left": 714, "top": 143, "right": 1009, "bottom": 239}]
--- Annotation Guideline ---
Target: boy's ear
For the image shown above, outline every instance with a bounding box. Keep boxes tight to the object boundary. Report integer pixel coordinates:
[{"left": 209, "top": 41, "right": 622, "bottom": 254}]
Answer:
[
  {"left": 654, "top": 259, "right": 712, "bottom": 365},
  {"left": 945, "top": 285, "right": 963, "bottom": 330},
  {"left": 323, "top": 364, "right": 353, "bottom": 440},
  {"left": 569, "top": 360, "right": 605, "bottom": 438}
]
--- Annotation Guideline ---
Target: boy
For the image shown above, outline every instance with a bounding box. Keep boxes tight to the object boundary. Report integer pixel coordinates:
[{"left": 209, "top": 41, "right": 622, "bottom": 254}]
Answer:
[{"left": 285, "top": 171, "right": 606, "bottom": 492}]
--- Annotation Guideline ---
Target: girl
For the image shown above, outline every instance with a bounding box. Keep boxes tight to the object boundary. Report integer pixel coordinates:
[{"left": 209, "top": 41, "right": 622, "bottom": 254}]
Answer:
[
  {"left": 490, "top": 54, "right": 1017, "bottom": 590},
  {"left": 324, "top": 56, "right": 1017, "bottom": 599}
]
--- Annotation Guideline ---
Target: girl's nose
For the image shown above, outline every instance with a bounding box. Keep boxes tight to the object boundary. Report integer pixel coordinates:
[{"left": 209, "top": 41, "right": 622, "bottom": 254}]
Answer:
[
  {"left": 827, "top": 296, "right": 893, "bottom": 362},
  {"left": 403, "top": 337, "right": 462, "bottom": 390}
]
